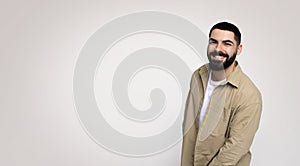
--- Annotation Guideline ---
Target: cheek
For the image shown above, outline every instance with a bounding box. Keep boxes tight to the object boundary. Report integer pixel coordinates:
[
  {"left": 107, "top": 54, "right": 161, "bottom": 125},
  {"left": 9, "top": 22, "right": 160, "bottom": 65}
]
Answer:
[
  {"left": 227, "top": 46, "right": 238, "bottom": 54},
  {"left": 228, "top": 48, "right": 238, "bottom": 56},
  {"left": 207, "top": 45, "right": 215, "bottom": 52},
  {"left": 225, "top": 48, "right": 234, "bottom": 55}
]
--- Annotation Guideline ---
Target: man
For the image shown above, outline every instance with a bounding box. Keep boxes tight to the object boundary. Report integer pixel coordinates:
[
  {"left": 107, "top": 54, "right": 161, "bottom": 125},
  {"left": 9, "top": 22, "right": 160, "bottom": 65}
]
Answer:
[{"left": 181, "top": 22, "right": 262, "bottom": 166}]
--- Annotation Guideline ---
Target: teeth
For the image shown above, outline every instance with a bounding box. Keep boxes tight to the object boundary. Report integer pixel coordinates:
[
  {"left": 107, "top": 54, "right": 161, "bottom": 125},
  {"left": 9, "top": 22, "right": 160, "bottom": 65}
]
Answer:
[{"left": 212, "top": 56, "right": 225, "bottom": 60}]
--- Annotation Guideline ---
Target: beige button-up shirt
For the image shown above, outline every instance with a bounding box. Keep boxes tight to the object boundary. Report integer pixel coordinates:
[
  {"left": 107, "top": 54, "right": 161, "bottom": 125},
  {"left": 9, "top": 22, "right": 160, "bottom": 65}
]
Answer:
[{"left": 181, "top": 62, "right": 262, "bottom": 166}]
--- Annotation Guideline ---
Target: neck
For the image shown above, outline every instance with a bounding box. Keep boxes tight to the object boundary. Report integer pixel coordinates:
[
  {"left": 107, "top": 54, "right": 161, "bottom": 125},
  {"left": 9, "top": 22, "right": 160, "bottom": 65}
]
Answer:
[{"left": 211, "top": 61, "right": 236, "bottom": 81}]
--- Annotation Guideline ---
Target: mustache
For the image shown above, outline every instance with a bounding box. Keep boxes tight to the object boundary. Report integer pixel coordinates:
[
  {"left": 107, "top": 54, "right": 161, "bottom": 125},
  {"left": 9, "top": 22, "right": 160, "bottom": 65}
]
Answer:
[{"left": 209, "top": 51, "right": 229, "bottom": 58}]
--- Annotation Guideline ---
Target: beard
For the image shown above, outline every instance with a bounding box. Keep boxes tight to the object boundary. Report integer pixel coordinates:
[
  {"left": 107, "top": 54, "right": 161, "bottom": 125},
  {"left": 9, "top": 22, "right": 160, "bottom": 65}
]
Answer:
[{"left": 207, "top": 50, "right": 237, "bottom": 71}]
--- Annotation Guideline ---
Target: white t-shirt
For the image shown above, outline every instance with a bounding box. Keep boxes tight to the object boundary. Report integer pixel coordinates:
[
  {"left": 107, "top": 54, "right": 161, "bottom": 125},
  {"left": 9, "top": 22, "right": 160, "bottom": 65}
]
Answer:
[{"left": 198, "top": 73, "right": 226, "bottom": 127}]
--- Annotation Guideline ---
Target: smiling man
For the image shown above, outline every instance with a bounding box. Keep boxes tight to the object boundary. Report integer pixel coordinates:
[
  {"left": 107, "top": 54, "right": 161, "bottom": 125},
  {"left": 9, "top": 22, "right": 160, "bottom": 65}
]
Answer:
[{"left": 181, "top": 22, "right": 262, "bottom": 166}]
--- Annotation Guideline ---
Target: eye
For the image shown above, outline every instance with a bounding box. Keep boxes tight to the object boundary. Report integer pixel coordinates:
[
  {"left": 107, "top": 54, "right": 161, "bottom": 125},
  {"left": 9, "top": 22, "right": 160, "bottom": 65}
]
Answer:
[
  {"left": 224, "top": 42, "right": 233, "bottom": 46},
  {"left": 209, "top": 40, "right": 217, "bottom": 44}
]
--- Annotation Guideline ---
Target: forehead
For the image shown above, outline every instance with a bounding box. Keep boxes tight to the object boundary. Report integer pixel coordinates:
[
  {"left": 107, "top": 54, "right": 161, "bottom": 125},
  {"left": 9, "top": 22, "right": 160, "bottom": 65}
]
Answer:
[{"left": 210, "top": 29, "right": 235, "bottom": 42}]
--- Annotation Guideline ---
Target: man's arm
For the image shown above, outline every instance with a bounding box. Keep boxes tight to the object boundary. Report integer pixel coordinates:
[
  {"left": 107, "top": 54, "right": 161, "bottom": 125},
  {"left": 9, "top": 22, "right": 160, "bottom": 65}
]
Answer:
[
  {"left": 209, "top": 102, "right": 262, "bottom": 166},
  {"left": 181, "top": 71, "right": 202, "bottom": 166},
  {"left": 181, "top": 90, "right": 197, "bottom": 166}
]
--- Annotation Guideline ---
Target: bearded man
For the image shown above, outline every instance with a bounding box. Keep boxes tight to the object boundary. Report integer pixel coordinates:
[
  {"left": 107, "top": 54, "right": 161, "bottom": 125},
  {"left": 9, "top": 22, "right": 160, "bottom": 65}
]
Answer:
[{"left": 181, "top": 22, "right": 262, "bottom": 166}]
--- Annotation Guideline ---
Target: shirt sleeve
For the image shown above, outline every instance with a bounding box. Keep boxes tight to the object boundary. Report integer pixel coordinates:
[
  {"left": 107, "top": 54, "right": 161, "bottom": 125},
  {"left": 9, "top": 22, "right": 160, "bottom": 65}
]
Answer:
[
  {"left": 208, "top": 102, "right": 262, "bottom": 166},
  {"left": 181, "top": 72, "right": 201, "bottom": 166},
  {"left": 181, "top": 90, "right": 197, "bottom": 166}
]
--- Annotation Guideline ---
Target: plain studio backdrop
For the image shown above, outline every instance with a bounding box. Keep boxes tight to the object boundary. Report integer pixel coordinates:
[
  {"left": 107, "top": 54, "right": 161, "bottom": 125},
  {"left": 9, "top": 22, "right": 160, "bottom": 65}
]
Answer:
[{"left": 1, "top": 0, "right": 299, "bottom": 165}]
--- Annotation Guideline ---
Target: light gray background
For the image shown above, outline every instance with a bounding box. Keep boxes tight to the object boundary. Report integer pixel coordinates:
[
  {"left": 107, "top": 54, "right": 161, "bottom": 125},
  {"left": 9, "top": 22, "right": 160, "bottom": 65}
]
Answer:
[{"left": 1, "top": 0, "right": 299, "bottom": 165}]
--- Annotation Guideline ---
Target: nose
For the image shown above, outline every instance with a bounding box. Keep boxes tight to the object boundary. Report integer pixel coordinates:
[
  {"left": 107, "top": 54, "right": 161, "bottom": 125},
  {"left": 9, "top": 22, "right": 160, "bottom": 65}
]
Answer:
[{"left": 215, "top": 43, "right": 223, "bottom": 52}]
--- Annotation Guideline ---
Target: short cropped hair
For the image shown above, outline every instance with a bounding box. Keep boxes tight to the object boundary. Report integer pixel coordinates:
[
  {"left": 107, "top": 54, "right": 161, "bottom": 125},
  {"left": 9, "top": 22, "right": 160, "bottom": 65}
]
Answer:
[{"left": 209, "top": 22, "right": 241, "bottom": 45}]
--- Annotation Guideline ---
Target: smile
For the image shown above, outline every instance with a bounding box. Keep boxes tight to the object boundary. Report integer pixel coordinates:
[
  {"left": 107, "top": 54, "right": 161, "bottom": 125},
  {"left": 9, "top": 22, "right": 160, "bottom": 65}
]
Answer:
[{"left": 211, "top": 55, "right": 226, "bottom": 61}]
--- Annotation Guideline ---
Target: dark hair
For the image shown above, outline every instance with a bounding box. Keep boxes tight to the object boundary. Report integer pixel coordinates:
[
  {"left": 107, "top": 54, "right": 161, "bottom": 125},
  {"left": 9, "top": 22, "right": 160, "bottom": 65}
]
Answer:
[{"left": 209, "top": 21, "right": 241, "bottom": 45}]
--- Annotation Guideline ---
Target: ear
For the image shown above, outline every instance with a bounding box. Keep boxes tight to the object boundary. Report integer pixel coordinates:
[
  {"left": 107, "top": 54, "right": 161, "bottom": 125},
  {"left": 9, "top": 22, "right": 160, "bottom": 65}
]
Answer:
[{"left": 237, "top": 44, "right": 243, "bottom": 55}]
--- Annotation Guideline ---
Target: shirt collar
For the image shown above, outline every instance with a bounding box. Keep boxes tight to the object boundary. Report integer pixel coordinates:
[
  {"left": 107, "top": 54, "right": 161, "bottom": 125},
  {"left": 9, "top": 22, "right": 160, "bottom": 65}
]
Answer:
[
  {"left": 226, "top": 61, "right": 242, "bottom": 88},
  {"left": 199, "top": 61, "right": 242, "bottom": 89}
]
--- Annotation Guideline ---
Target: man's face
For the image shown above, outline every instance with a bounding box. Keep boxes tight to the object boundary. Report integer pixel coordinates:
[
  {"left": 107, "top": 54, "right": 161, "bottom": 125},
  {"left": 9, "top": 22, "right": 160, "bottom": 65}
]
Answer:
[{"left": 207, "top": 29, "right": 241, "bottom": 71}]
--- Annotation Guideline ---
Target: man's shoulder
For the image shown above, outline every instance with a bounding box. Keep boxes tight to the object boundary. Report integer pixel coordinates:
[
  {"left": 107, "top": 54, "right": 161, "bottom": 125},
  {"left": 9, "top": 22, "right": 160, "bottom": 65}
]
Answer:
[
  {"left": 192, "top": 63, "right": 209, "bottom": 76},
  {"left": 238, "top": 70, "right": 261, "bottom": 93},
  {"left": 236, "top": 69, "right": 262, "bottom": 105},
  {"left": 188, "top": 64, "right": 209, "bottom": 88}
]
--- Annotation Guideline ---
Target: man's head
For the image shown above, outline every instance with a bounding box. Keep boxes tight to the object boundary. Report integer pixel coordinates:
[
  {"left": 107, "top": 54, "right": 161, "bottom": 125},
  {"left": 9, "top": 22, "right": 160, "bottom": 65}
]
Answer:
[{"left": 207, "top": 22, "right": 242, "bottom": 71}]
